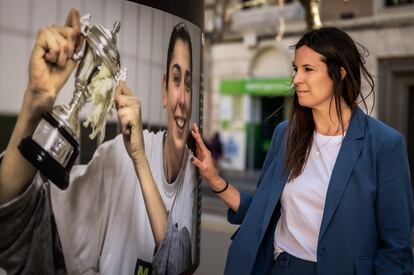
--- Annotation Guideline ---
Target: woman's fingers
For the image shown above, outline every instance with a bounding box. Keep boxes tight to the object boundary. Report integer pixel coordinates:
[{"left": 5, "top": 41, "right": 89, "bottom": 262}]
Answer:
[
  {"left": 115, "top": 85, "right": 138, "bottom": 110},
  {"left": 51, "top": 25, "right": 79, "bottom": 58},
  {"left": 65, "top": 8, "right": 81, "bottom": 30},
  {"left": 191, "top": 147, "right": 217, "bottom": 182},
  {"left": 190, "top": 124, "right": 215, "bottom": 174},
  {"left": 115, "top": 81, "right": 133, "bottom": 99},
  {"left": 114, "top": 83, "right": 145, "bottom": 160},
  {"left": 117, "top": 107, "right": 135, "bottom": 136},
  {"left": 115, "top": 94, "right": 136, "bottom": 110},
  {"left": 49, "top": 28, "right": 69, "bottom": 67},
  {"left": 36, "top": 26, "right": 73, "bottom": 68},
  {"left": 191, "top": 123, "right": 208, "bottom": 152},
  {"left": 115, "top": 83, "right": 141, "bottom": 139},
  {"left": 191, "top": 156, "right": 203, "bottom": 169},
  {"left": 39, "top": 29, "right": 60, "bottom": 64},
  {"left": 65, "top": 8, "right": 82, "bottom": 52}
]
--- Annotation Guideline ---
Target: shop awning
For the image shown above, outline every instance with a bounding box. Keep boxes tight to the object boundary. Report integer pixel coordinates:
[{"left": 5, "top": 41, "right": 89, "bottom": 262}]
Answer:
[{"left": 220, "top": 77, "right": 293, "bottom": 96}]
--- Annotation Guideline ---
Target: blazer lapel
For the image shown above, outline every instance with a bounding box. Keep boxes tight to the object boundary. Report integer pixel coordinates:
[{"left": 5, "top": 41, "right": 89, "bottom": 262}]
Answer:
[
  {"left": 318, "top": 108, "right": 366, "bottom": 241},
  {"left": 261, "top": 142, "right": 288, "bottom": 237}
]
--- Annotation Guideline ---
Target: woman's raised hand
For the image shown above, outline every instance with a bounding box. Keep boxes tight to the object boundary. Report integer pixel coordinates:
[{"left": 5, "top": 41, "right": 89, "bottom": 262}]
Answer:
[
  {"left": 115, "top": 81, "right": 145, "bottom": 164},
  {"left": 190, "top": 123, "right": 220, "bottom": 184},
  {"left": 26, "top": 8, "right": 82, "bottom": 115}
]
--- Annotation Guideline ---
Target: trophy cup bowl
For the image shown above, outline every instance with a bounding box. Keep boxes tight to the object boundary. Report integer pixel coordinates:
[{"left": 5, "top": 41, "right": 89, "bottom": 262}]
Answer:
[{"left": 18, "top": 16, "right": 122, "bottom": 189}]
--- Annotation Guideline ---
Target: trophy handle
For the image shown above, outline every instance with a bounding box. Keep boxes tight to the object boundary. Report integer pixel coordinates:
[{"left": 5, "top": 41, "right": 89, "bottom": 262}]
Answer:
[
  {"left": 73, "top": 14, "right": 92, "bottom": 61},
  {"left": 73, "top": 43, "right": 85, "bottom": 61},
  {"left": 115, "top": 68, "right": 128, "bottom": 84}
]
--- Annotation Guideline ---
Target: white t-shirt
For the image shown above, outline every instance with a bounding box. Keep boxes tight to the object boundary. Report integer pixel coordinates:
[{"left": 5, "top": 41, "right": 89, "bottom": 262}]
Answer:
[
  {"left": 50, "top": 130, "right": 197, "bottom": 274},
  {"left": 274, "top": 132, "right": 343, "bottom": 262}
]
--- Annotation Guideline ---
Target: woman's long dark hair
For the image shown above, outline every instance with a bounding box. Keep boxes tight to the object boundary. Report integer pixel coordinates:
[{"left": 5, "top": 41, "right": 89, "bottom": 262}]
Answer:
[{"left": 284, "top": 27, "right": 374, "bottom": 182}]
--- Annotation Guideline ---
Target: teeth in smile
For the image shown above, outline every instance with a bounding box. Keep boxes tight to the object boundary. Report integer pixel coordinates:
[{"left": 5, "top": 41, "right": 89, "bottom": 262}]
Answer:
[{"left": 176, "top": 118, "right": 185, "bottom": 128}]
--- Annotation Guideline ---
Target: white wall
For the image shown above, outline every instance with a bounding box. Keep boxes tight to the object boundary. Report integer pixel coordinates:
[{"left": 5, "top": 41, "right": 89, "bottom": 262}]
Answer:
[{"left": 348, "top": 26, "right": 414, "bottom": 117}]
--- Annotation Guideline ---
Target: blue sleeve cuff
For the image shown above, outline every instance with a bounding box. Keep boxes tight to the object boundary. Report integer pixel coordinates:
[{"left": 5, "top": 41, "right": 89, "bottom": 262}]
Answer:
[{"left": 227, "top": 191, "right": 253, "bottom": 225}]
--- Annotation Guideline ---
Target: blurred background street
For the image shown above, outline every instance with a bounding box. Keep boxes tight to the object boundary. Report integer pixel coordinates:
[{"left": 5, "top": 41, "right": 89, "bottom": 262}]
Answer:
[{"left": 195, "top": 170, "right": 258, "bottom": 274}]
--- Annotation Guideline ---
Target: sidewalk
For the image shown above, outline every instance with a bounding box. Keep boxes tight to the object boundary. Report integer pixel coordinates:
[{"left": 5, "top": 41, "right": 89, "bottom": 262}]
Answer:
[{"left": 196, "top": 169, "right": 260, "bottom": 274}]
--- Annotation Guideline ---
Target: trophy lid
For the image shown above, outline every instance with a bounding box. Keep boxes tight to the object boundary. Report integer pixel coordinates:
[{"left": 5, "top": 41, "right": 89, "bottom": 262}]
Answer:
[{"left": 87, "top": 22, "right": 121, "bottom": 76}]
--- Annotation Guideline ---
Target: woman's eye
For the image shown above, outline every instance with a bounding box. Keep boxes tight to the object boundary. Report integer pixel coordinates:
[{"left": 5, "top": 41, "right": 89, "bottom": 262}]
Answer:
[
  {"left": 185, "top": 77, "right": 192, "bottom": 92},
  {"left": 305, "top": 67, "right": 313, "bottom": 72},
  {"left": 174, "top": 75, "right": 181, "bottom": 85}
]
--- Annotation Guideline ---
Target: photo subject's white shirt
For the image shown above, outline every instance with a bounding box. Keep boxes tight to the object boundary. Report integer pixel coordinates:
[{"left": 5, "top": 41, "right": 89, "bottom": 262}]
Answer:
[{"left": 49, "top": 131, "right": 197, "bottom": 275}]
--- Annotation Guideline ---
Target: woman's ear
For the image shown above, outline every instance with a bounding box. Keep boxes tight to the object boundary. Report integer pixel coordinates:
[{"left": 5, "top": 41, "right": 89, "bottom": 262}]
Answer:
[{"left": 340, "top": 67, "right": 347, "bottom": 80}]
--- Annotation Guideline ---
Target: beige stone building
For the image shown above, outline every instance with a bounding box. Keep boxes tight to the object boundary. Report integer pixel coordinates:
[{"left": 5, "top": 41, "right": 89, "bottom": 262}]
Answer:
[{"left": 203, "top": 0, "right": 414, "bottom": 178}]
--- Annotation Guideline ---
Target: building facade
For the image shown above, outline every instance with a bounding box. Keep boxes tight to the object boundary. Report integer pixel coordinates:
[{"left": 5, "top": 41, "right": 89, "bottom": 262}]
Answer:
[{"left": 204, "top": 0, "right": 414, "bottom": 179}]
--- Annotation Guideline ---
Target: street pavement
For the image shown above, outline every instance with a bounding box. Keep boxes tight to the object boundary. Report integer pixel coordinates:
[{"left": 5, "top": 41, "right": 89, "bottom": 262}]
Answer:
[{"left": 194, "top": 170, "right": 259, "bottom": 274}]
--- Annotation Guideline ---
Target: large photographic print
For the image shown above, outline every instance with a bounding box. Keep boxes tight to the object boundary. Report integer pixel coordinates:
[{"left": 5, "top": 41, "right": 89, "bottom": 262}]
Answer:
[{"left": 120, "top": 1, "right": 202, "bottom": 274}]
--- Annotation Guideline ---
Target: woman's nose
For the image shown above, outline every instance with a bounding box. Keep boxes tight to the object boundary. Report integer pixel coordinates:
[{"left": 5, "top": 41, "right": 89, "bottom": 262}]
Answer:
[
  {"left": 293, "top": 72, "right": 303, "bottom": 87},
  {"left": 179, "top": 84, "right": 186, "bottom": 107}
]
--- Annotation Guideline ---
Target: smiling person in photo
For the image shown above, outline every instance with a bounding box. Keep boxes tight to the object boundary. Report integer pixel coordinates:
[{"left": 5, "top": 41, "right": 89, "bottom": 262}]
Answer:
[{"left": 0, "top": 10, "right": 197, "bottom": 275}]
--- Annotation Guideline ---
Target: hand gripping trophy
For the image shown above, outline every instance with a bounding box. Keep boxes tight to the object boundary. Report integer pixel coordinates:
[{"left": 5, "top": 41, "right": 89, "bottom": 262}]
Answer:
[{"left": 18, "top": 15, "right": 127, "bottom": 190}]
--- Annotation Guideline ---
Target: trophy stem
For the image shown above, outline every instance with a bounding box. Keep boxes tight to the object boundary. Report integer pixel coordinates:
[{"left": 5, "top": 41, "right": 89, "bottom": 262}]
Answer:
[
  {"left": 51, "top": 83, "right": 90, "bottom": 139},
  {"left": 68, "top": 84, "right": 89, "bottom": 119}
]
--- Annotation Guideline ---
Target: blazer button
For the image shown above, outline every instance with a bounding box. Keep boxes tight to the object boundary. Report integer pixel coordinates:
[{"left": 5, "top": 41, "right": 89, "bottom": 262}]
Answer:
[{"left": 318, "top": 248, "right": 326, "bottom": 257}]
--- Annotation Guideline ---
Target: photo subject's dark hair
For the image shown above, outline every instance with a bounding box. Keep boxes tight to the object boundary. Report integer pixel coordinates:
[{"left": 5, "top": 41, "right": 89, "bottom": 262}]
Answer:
[{"left": 284, "top": 27, "right": 375, "bottom": 182}]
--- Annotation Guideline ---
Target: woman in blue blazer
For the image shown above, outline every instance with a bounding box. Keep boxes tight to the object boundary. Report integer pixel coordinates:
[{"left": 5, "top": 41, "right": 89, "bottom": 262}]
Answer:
[{"left": 191, "top": 27, "right": 412, "bottom": 275}]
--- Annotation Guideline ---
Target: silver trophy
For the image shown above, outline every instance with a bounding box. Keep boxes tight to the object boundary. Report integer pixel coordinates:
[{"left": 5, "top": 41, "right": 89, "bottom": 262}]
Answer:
[{"left": 18, "top": 15, "right": 125, "bottom": 189}]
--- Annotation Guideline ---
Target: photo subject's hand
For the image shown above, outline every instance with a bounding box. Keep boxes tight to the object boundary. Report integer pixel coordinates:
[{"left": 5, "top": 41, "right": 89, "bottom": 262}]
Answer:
[
  {"left": 26, "top": 8, "right": 81, "bottom": 115},
  {"left": 0, "top": 9, "right": 82, "bottom": 204},
  {"left": 115, "top": 81, "right": 145, "bottom": 163},
  {"left": 190, "top": 123, "right": 220, "bottom": 184}
]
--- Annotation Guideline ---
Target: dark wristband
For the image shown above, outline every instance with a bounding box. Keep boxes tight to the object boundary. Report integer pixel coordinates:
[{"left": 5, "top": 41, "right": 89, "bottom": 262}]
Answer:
[{"left": 213, "top": 179, "right": 229, "bottom": 194}]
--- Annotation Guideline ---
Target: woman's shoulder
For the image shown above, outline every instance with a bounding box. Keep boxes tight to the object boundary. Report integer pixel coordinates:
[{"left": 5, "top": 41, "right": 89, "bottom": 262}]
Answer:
[
  {"left": 275, "top": 120, "right": 289, "bottom": 131},
  {"left": 272, "top": 120, "right": 289, "bottom": 145},
  {"left": 359, "top": 112, "right": 405, "bottom": 152},
  {"left": 273, "top": 120, "right": 289, "bottom": 137},
  {"left": 364, "top": 114, "right": 403, "bottom": 143}
]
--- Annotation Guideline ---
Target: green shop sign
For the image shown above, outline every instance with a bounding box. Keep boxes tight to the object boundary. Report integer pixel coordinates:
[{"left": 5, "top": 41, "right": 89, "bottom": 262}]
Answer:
[{"left": 220, "top": 77, "right": 293, "bottom": 96}]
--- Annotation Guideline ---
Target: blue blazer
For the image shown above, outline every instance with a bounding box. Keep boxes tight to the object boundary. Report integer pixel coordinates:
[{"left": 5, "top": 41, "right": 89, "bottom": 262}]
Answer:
[{"left": 225, "top": 108, "right": 413, "bottom": 275}]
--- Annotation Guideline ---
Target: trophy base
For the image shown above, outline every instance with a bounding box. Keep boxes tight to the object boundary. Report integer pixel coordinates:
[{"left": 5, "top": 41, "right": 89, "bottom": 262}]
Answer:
[
  {"left": 18, "top": 113, "right": 79, "bottom": 190},
  {"left": 19, "top": 137, "right": 70, "bottom": 189}
]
